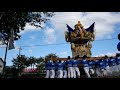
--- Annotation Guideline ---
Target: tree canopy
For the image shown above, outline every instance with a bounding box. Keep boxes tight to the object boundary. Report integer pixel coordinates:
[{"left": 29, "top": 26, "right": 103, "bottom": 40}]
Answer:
[
  {"left": 12, "top": 55, "right": 29, "bottom": 71},
  {"left": 11, "top": 53, "right": 59, "bottom": 76},
  {"left": 0, "top": 12, "right": 54, "bottom": 45},
  {"left": 45, "top": 53, "right": 59, "bottom": 59}
]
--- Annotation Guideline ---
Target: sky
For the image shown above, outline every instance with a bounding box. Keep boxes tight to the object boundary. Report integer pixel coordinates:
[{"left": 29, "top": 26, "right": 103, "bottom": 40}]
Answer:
[{"left": 0, "top": 12, "right": 120, "bottom": 66}]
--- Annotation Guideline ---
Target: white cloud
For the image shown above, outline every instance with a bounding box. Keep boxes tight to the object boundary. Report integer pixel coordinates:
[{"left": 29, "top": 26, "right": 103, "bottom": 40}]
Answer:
[
  {"left": 15, "top": 46, "right": 22, "bottom": 51},
  {"left": 14, "top": 41, "right": 21, "bottom": 51},
  {"left": 50, "top": 12, "right": 120, "bottom": 40},
  {"left": 11, "top": 12, "right": 120, "bottom": 48},
  {"left": 19, "top": 23, "right": 45, "bottom": 35},
  {"left": 44, "top": 27, "right": 57, "bottom": 44}
]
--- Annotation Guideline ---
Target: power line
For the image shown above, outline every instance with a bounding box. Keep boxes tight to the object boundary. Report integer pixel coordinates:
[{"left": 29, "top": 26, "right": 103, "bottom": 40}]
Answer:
[
  {"left": 0, "top": 38, "right": 118, "bottom": 48},
  {"left": 19, "top": 38, "right": 118, "bottom": 47},
  {"left": 21, "top": 43, "right": 68, "bottom": 47}
]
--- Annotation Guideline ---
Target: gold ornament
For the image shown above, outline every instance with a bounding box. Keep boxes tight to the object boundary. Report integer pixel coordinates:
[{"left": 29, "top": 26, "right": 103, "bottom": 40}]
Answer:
[{"left": 65, "top": 20, "right": 95, "bottom": 57}]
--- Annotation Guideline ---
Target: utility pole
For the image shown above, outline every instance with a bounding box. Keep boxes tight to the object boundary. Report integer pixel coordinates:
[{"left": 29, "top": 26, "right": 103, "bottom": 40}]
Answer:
[
  {"left": 18, "top": 47, "right": 22, "bottom": 56},
  {"left": 2, "top": 40, "right": 9, "bottom": 78}
]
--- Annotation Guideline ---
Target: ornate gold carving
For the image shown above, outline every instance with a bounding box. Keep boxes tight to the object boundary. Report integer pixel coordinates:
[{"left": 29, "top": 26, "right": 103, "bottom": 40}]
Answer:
[{"left": 65, "top": 21, "right": 95, "bottom": 57}]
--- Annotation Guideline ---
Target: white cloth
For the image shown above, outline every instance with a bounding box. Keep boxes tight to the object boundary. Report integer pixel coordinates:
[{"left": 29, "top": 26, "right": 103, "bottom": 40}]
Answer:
[
  {"left": 109, "top": 66, "right": 113, "bottom": 76},
  {"left": 95, "top": 68, "right": 101, "bottom": 77},
  {"left": 57, "top": 70, "right": 63, "bottom": 78},
  {"left": 117, "top": 64, "right": 120, "bottom": 76},
  {"left": 45, "top": 70, "right": 50, "bottom": 78},
  {"left": 105, "top": 66, "right": 111, "bottom": 76},
  {"left": 68, "top": 67, "right": 73, "bottom": 78},
  {"left": 73, "top": 67, "right": 80, "bottom": 78},
  {"left": 89, "top": 68, "right": 94, "bottom": 75},
  {"left": 100, "top": 69, "right": 107, "bottom": 77},
  {"left": 118, "top": 64, "right": 120, "bottom": 71},
  {"left": 50, "top": 70, "right": 55, "bottom": 78},
  {"left": 112, "top": 65, "right": 119, "bottom": 76},
  {"left": 84, "top": 67, "right": 91, "bottom": 78}
]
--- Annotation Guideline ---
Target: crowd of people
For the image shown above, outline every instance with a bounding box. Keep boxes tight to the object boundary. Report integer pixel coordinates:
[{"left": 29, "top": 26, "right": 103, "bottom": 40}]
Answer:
[{"left": 44, "top": 53, "right": 120, "bottom": 78}]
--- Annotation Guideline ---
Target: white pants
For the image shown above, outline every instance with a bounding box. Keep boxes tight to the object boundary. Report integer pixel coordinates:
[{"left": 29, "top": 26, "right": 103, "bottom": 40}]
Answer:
[
  {"left": 50, "top": 70, "right": 55, "bottom": 78},
  {"left": 58, "top": 70, "right": 63, "bottom": 78},
  {"left": 68, "top": 67, "right": 73, "bottom": 78},
  {"left": 105, "top": 66, "right": 112, "bottom": 76},
  {"left": 63, "top": 70, "right": 67, "bottom": 78},
  {"left": 45, "top": 70, "right": 50, "bottom": 78},
  {"left": 109, "top": 66, "right": 113, "bottom": 76},
  {"left": 100, "top": 69, "right": 107, "bottom": 77},
  {"left": 73, "top": 67, "right": 80, "bottom": 78},
  {"left": 112, "top": 65, "right": 119, "bottom": 76},
  {"left": 117, "top": 64, "right": 120, "bottom": 71},
  {"left": 117, "top": 64, "right": 120, "bottom": 76},
  {"left": 95, "top": 68, "right": 101, "bottom": 77},
  {"left": 84, "top": 67, "right": 91, "bottom": 78},
  {"left": 118, "top": 64, "right": 120, "bottom": 71},
  {"left": 89, "top": 68, "right": 94, "bottom": 75}
]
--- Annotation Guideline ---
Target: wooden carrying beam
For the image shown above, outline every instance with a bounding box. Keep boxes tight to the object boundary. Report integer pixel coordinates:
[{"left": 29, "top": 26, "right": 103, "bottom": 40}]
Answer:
[{"left": 46, "top": 57, "right": 109, "bottom": 61}]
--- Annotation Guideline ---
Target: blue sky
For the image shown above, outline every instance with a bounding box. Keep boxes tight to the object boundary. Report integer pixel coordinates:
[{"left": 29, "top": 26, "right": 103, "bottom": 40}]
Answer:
[{"left": 0, "top": 12, "right": 120, "bottom": 66}]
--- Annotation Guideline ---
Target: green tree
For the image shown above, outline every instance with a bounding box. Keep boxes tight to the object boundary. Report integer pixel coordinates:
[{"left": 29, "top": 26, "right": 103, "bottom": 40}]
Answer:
[
  {"left": 12, "top": 54, "right": 29, "bottom": 74},
  {"left": 0, "top": 12, "right": 54, "bottom": 45},
  {"left": 0, "top": 12, "right": 54, "bottom": 77},
  {"left": 36, "top": 57, "right": 45, "bottom": 75},
  {"left": 5, "top": 66, "right": 19, "bottom": 78},
  {"left": 36, "top": 53, "right": 59, "bottom": 78},
  {"left": 28, "top": 56, "right": 37, "bottom": 69},
  {"left": 45, "top": 53, "right": 59, "bottom": 61}
]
